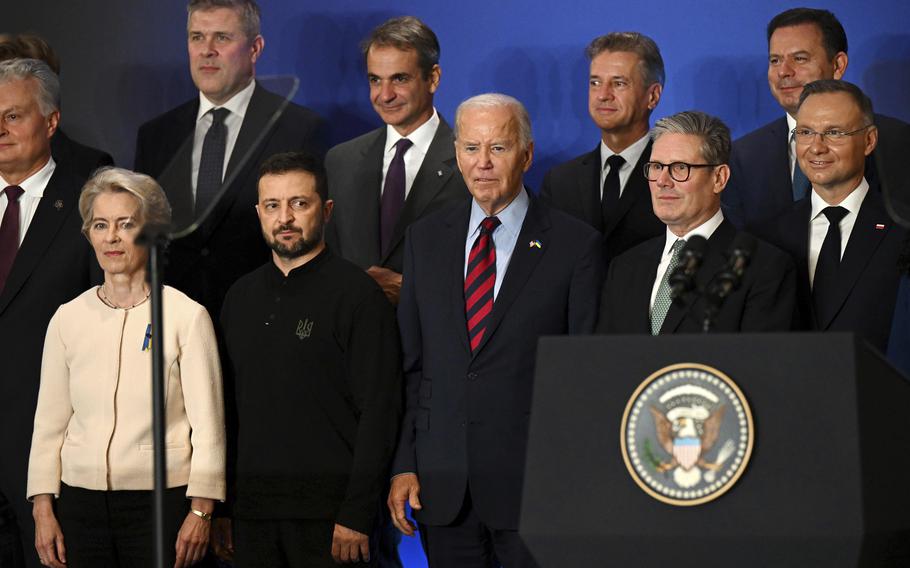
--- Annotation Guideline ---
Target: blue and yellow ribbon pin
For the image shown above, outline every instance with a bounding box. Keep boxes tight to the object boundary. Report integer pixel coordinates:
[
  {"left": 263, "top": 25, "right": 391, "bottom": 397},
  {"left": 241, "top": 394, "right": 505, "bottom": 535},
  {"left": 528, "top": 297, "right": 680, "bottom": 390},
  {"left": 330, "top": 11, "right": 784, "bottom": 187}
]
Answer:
[
  {"left": 529, "top": 239, "right": 542, "bottom": 249},
  {"left": 142, "top": 323, "right": 152, "bottom": 351}
]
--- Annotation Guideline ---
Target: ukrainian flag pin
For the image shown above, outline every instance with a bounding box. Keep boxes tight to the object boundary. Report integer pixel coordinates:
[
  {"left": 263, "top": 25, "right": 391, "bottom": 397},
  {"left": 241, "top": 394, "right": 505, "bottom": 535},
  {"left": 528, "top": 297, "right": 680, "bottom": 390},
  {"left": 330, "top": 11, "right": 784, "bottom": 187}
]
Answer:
[
  {"left": 142, "top": 323, "right": 152, "bottom": 351},
  {"left": 529, "top": 240, "right": 542, "bottom": 249}
]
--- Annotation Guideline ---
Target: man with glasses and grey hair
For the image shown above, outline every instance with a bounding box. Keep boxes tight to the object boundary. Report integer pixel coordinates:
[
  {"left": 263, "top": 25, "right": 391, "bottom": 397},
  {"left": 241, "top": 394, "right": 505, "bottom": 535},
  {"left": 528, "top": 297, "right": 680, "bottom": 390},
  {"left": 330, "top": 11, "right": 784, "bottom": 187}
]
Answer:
[
  {"left": 763, "top": 80, "right": 906, "bottom": 351},
  {"left": 0, "top": 58, "right": 97, "bottom": 568},
  {"left": 597, "top": 110, "right": 796, "bottom": 334}
]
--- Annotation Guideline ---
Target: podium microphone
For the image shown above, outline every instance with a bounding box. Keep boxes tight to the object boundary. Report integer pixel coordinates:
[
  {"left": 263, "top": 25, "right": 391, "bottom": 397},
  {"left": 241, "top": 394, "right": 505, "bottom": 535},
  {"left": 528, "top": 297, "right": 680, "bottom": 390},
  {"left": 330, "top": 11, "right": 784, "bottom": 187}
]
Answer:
[
  {"left": 702, "top": 233, "right": 757, "bottom": 331},
  {"left": 669, "top": 235, "right": 708, "bottom": 300}
]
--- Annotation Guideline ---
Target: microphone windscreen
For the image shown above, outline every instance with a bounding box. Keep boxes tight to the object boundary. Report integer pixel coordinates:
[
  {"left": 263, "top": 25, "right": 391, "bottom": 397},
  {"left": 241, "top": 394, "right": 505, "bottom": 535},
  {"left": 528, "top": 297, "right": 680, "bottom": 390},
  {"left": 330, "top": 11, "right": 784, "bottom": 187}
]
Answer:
[{"left": 683, "top": 235, "right": 708, "bottom": 259}]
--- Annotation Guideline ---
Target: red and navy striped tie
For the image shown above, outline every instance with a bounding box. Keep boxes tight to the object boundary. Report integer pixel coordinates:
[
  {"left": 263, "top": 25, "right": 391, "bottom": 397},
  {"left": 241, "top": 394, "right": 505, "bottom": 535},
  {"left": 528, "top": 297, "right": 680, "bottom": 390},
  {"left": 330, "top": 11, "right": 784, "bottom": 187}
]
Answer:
[{"left": 465, "top": 216, "right": 501, "bottom": 352}]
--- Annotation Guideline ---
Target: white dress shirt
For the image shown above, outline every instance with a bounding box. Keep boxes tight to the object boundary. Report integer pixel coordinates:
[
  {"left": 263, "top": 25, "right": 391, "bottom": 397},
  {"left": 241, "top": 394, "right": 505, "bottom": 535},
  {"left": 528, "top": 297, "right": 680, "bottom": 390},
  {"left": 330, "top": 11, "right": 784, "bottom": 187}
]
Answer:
[
  {"left": 786, "top": 113, "right": 798, "bottom": 179},
  {"left": 599, "top": 132, "right": 651, "bottom": 199},
  {"left": 463, "top": 187, "right": 530, "bottom": 300},
  {"left": 808, "top": 178, "right": 869, "bottom": 288},
  {"left": 649, "top": 208, "right": 725, "bottom": 309},
  {"left": 191, "top": 79, "right": 257, "bottom": 201},
  {"left": 382, "top": 109, "right": 440, "bottom": 199},
  {"left": 0, "top": 157, "right": 57, "bottom": 245}
]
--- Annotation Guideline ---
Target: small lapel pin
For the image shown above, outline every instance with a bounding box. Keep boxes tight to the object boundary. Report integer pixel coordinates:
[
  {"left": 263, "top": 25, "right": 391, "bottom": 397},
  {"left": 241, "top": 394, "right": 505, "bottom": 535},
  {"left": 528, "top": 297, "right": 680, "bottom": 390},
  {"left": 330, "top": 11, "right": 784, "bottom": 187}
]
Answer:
[
  {"left": 875, "top": 223, "right": 886, "bottom": 230},
  {"left": 142, "top": 323, "right": 152, "bottom": 351},
  {"left": 529, "top": 239, "right": 542, "bottom": 249},
  {"left": 54, "top": 200, "right": 63, "bottom": 210},
  {"left": 436, "top": 170, "right": 443, "bottom": 177}
]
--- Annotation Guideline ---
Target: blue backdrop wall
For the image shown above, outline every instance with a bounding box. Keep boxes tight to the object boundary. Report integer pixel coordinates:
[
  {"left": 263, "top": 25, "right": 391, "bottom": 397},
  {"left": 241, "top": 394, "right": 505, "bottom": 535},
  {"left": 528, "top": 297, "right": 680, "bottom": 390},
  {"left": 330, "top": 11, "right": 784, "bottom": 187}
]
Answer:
[{"left": 8, "top": 1, "right": 910, "bottom": 189}]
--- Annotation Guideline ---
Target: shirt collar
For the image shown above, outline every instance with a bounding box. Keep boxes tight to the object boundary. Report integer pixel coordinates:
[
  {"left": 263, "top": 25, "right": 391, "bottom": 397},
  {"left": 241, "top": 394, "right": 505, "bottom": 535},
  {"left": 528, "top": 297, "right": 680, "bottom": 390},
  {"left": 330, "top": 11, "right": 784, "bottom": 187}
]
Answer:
[
  {"left": 385, "top": 108, "right": 440, "bottom": 156},
  {"left": 1, "top": 156, "right": 56, "bottom": 198},
  {"left": 786, "top": 113, "right": 797, "bottom": 141},
  {"left": 197, "top": 78, "right": 256, "bottom": 122},
  {"left": 810, "top": 177, "right": 870, "bottom": 220},
  {"left": 468, "top": 185, "right": 530, "bottom": 239},
  {"left": 662, "top": 208, "right": 724, "bottom": 257},
  {"left": 600, "top": 131, "right": 651, "bottom": 171}
]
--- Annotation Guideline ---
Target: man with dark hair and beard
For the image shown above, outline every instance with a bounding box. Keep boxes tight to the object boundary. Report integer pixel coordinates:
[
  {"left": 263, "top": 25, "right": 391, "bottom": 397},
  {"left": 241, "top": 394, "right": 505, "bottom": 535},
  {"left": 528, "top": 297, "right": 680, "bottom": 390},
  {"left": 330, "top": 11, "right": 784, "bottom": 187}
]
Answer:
[{"left": 218, "top": 151, "right": 402, "bottom": 566}]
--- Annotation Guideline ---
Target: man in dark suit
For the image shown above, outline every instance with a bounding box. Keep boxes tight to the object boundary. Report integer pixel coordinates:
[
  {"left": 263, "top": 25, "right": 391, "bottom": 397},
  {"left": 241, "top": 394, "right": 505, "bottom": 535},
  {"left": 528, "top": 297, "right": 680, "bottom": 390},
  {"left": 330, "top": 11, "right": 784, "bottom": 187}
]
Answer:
[
  {"left": 765, "top": 80, "right": 905, "bottom": 352},
  {"left": 540, "top": 32, "right": 665, "bottom": 268},
  {"left": 597, "top": 111, "right": 797, "bottom": 335},
  {"left": 0, "top": 34, "right": 115, "bottom": 178},
  {"left": 134, "top": 0, "right": 323, "bottom": 320},
  {"left": 724, "top": 7, "right": 910, "bottom": 231},
  {"left": 326, "top": 16, "right": 469, "bottom": 305},
  {"left": 388, "top": 94, "right": 602, "bottom": 567},
  {"left": 0, "top": 58, "right": 97, "bottom": 568}
]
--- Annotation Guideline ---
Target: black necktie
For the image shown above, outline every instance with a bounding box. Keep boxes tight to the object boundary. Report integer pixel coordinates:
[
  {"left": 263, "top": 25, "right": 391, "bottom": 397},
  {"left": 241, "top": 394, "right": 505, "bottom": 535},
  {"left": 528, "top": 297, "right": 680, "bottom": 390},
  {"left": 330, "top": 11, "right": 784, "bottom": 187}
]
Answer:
[
  {"left": 380, "top": 138, "right": 413, "bottom": 257},
  {"left": 813, "top": 206, "right": 849, "bottom": 323},
  {"left": 196, "top": 107, "right": 230, "bottom": 214},
  {"left": 601, "top": 154, "right": 625, "bottom": 230},
  {"left": 0, "top": 185, "right": 24, "bottom": 294}
]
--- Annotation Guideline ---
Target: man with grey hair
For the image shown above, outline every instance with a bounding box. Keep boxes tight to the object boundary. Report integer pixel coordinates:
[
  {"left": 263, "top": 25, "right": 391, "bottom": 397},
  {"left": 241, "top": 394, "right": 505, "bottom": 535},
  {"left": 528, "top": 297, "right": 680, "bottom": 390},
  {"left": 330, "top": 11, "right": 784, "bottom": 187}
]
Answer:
[
  {"left": 540, "top": 32, "right": 665, "bottom": 269},
  {"left": 388, "top": 93, "right": 602, "bottom": 567},
  {"left": 326, "top": 16, "right": 468, "bottom": 306},
  {"left": 597, "top": 110, "right": 796, "bottom": 334},
  {"left": 134, "top": 0, "right": 324, "bottom": 323},
  {"left": 0, "top": 58, "right": 97, "bottom": 568}
]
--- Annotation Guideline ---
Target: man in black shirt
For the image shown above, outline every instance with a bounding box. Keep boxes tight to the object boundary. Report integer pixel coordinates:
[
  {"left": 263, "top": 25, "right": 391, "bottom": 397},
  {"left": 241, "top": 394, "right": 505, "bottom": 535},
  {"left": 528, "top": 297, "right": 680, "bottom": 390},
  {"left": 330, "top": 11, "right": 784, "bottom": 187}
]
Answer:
[{"left": 219, "top": 151, "right": 401, "bottom": 566}]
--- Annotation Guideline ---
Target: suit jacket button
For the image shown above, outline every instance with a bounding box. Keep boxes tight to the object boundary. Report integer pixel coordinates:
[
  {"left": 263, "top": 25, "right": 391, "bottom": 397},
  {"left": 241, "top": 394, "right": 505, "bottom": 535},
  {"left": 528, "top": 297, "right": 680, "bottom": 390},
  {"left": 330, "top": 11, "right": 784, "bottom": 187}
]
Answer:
[
  {"left": 467, "top": 372, "right": 478, "bottom": 381},
  {"left": 200, "top": 247, "right": 209, "bottom": 257}
]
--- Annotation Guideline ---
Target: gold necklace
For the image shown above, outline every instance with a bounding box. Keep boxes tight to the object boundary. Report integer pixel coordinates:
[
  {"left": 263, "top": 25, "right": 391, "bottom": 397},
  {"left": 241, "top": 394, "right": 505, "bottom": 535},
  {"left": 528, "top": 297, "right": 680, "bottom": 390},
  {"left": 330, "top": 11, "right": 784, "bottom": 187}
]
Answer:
[{"left": 98, "top": 284, "right": 151, "bottom": 310}]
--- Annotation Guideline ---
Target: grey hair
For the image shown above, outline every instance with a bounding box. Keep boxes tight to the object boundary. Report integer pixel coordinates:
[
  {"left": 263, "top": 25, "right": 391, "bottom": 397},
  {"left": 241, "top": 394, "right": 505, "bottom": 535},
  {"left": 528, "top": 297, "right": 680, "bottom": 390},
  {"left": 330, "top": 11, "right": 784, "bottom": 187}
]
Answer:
[
  {"left": 585, "top": 32, "right": 665, "bottom": 87},
  {"left": 0, "top": 58, "right": 59, "bottom": 116},
  {"left": 361, "top": 16, "right": 440, "bottom": 79},
  {"left": 79, "top": 167, "right": 172, "bottom": 234},
  {"left": 454, "top": 93, "right": 533, "bottom": 150},
  {"left": 651, "top": 110, "right": 731, "bottom": 165},
  {"left": 187, "top": 0, "right": 261, "bottom": 40}
]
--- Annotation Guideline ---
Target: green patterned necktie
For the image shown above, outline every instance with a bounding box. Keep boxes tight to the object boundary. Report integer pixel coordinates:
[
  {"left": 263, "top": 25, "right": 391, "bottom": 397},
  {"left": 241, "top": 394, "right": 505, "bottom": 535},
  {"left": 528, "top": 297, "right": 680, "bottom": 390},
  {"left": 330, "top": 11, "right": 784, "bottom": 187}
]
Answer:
[{"left": 650, "top": 239, "right": 685, "bottom": 335}]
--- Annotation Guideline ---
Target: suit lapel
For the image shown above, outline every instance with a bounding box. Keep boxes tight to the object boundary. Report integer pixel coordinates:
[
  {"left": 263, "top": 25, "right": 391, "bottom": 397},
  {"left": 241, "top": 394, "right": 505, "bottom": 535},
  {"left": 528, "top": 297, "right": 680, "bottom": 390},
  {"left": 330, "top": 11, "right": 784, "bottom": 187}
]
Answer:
[
  {"left": 473, "top": 192, "right": 549, "bottom": 356},
  {"left": 382, "top": 120, "right": 458, "bottom": 265},
  {"left": 578, "top": 147, "right": 602, "bottom": 231},
  {"left": 629, "top": 237, "right": 663, "bottom": 333},
  {"left": 661, "top": 220, "right": 735, "bottom": 333},
  {"left": 768, "top": 118, "right": 796, "bottom": 210},
  {"left": 353, "top": 130, "right": 387, "bottom": 263},
  {"left": 155, "top": 102, "right": 197, "bottom": 231},
  {"left": 603, "top": 140, "right": 652, "bottom": 237},
  {"left": 817, "top": 189, "right": 892, "bottom": 329},
  {"left": 446, "top": 202, "right": 472, "bottom": 354},
  {"left": 0, "top": 170, "right": 78, "bottom": 315}
]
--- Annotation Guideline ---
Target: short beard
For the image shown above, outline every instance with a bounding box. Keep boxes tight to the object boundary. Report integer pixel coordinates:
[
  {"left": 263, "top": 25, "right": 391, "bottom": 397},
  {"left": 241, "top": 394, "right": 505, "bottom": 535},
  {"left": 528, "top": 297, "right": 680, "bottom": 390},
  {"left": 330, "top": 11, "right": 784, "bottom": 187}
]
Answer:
[{"left": 266, "top": 222, "right": 322, "bottom": 260}]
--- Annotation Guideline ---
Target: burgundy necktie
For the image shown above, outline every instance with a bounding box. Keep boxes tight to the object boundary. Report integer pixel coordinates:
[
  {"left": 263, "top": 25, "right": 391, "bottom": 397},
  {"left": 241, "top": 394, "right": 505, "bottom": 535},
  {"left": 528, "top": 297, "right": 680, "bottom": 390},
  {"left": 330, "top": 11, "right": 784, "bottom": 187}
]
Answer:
[
  {"left": 380, "top": 138, "right": 413, "bottom": 257},
  {"left": 465, "top": 216, "right": 501, "bottom": 352},
  {"left": 0, "top": 185, "right": 25, "bottom": 294}
]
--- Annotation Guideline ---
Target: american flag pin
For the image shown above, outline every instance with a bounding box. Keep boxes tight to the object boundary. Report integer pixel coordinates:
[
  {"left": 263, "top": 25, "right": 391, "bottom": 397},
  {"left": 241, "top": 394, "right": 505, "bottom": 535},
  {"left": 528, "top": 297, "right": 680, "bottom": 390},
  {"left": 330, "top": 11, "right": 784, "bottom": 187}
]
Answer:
[
  {"left": 529, "top": 240, "right": 542, "bottom": 249},
  {"left": 875, "top": 223, "right": 886, "bottom": 230},
  {"left": 54, "top": 200, "right": 63, "bottom": 210}
]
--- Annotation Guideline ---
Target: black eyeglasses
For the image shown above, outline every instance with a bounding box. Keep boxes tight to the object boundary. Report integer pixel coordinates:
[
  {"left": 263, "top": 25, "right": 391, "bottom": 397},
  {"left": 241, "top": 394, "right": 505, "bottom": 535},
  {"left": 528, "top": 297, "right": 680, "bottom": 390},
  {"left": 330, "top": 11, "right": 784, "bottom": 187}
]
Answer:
[{"left": 643, "top": 161, "right": 721, "bottom": 182}]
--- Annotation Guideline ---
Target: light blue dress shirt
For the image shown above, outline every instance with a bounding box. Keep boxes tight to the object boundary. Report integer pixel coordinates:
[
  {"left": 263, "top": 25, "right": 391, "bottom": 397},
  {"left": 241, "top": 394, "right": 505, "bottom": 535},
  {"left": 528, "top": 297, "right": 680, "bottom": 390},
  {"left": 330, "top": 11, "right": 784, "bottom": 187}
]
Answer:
[{"left": 463, "top": 187, "right": 530, "bottom": 300}]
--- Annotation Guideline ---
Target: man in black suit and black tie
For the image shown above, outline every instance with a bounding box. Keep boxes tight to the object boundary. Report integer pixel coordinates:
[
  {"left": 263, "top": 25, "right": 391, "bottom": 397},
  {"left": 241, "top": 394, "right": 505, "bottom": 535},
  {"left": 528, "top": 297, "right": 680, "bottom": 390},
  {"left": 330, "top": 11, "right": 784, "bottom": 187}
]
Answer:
[
  {"left": 134, "top": 0, "right": 323, "bottom": 320},
  {"left": 388, "top": 93, "right": 602, "bottom": 567},
  {"left": 0, "top": 58, "right": 97, "bottom": 568},
  {"left": 597, "top": 110, "right": 797, "bottom": 335},
  {"left": 326, "top": 16, "right": 469, "bottom": 305},
  {"left": 723, "top": 7, "right": 910, "bottom": 231},
  {"left": 540, "top": 32, "right": 665, "bottom": 268},
  {"left": 765, "top": 80, "right": 906, "bottom": 351}
]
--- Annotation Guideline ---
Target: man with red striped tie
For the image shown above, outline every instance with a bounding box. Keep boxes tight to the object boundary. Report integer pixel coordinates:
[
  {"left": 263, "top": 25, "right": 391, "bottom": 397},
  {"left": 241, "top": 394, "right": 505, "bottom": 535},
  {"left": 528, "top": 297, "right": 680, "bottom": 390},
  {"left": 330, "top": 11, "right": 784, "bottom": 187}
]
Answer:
[{"left": 388, "top": 93, "right": 603, "bottom": 567}]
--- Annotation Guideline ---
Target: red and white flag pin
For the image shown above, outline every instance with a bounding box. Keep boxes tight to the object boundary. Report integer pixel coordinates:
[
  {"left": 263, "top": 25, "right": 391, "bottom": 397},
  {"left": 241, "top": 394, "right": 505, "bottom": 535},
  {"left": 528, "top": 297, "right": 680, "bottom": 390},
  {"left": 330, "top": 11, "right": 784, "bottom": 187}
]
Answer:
[{"left": 875, "top": 223, "right": 886, "bottom": 230}]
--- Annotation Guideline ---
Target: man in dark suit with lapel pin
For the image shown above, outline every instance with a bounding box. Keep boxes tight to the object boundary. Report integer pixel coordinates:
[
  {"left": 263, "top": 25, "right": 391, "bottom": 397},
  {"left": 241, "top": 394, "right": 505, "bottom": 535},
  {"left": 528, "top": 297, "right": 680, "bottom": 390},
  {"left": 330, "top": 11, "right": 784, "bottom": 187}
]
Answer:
[
  {"left": 597, "top": 110, "right": 797, "bottom": 335},
  {"left": 134, "top": 0, "right": 323, "bottom": 321},
  {"left": 326, "top": 16, "right": 469, "bottom": 305},
  {"left": 724, "top": 7, "right": 910, "bottom": 232},
  {"left": 765, "top": 80, "right": 906, "bottom": 352},
  {"left": 540, "top": 32, "right": 665, "bottom": 269},
  {"left": 388, "top": 94, "right": 602, "bottom": 567},
  {"left": 0, "top": 58, "right": 97, "bottom": 568}
]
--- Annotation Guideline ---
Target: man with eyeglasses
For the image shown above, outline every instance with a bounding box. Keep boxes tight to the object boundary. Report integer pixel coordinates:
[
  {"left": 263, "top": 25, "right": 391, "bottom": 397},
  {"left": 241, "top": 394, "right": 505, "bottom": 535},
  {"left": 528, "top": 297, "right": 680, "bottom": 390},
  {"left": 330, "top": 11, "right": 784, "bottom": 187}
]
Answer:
[
  {"left": 596, "top": 110, "right": 796, "bottom": 334},
  {"left": 763, "top": 80, "right": 906, "bottom": 351},
  {"left": 540, "top": 32, "right": 665, "bottom": 269},
  {"left": 722, "top": 7, "right": 910, "bottom": 232}
]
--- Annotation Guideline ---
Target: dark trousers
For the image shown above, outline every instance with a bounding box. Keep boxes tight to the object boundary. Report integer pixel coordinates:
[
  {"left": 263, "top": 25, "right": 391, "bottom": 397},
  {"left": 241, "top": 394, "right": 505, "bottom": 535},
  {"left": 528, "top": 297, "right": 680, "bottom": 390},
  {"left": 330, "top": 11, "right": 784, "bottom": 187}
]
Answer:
[
  {"left": 55, "top": 483, "right": 188, "bottom": 568},
  {"left": 418, "top": 490, "right": 539, "bottom": 568},
  {"left": 233, "top": 518, "right": 377, "bottom": 568},
  {"left": 0, "top": 493, "right": 24, "bottom": 568}
]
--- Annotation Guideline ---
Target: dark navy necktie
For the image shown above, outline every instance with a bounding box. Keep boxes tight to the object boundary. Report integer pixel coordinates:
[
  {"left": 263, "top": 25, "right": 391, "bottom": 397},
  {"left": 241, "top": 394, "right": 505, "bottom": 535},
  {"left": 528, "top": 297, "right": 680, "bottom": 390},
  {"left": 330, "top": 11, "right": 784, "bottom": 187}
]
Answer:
[{"left": 196, "top": 107, "right": 230, "bottom": 214}]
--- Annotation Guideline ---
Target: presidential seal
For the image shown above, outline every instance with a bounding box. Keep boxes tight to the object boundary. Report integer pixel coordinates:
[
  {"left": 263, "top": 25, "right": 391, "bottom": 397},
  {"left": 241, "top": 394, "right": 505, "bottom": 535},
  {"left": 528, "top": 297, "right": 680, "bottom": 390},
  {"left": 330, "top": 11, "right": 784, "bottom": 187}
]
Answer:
[{"left": 620, "top": 363, "right": 753, "bottom": 506}]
